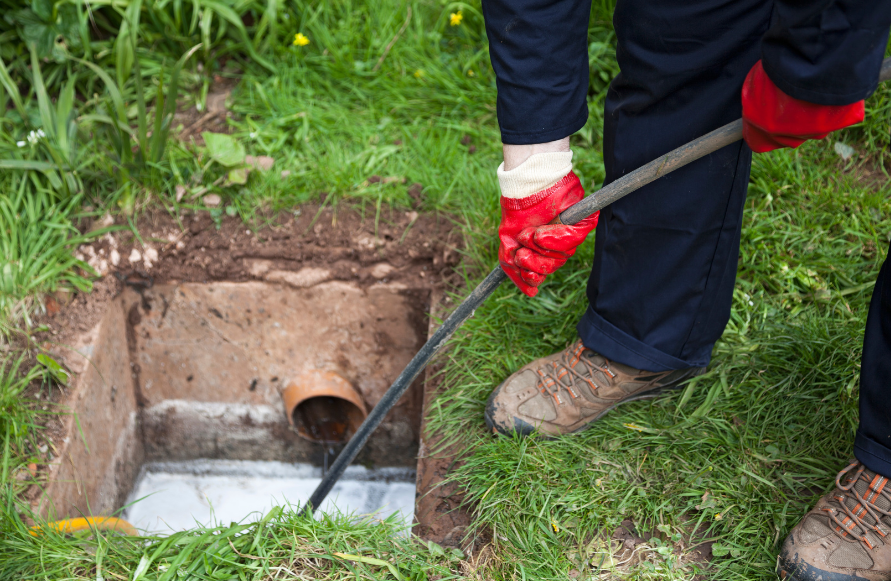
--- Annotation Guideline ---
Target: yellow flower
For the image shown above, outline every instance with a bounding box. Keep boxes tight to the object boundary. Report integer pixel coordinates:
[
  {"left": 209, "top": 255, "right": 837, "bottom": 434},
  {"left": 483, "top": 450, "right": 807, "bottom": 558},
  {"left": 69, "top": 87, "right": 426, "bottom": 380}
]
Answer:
[
  {"left": 449, "top": 11, "right": 463, "bottom": 26},
  {"left": 293, "top": 33, "right": 310, "bottom": 47},
  {"left": 715, "top": 513, "right": 723, "bottom": 520},
  {"left": 413, "top": 69, "right": 424, "bottom": 78},
  {"left": 467, "top": 69, "right": 475, "bottom": 77},
  {"left": 551, "top": 521, "right": 559, "bottom": 533}
]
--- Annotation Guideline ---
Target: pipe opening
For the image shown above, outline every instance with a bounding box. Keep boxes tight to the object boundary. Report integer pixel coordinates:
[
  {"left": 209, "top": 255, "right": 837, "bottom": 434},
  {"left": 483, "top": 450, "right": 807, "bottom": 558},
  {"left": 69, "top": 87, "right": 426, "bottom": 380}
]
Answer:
[
  {"left": 282, "top": 370, "right": 367, "bottom": 444},
  {"left": 293, "top": 396, "right": 365, "bottom": 444}
]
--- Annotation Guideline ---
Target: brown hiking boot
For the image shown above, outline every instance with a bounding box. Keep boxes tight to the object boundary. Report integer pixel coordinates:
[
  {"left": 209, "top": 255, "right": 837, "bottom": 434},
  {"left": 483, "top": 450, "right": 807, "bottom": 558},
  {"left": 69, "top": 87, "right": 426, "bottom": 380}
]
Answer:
[
  {"left": 484, "top": 339, "right": 705, "bottom": 438},
  {"left": 778, "top": 461, "right": 891, "bottom": 581}
]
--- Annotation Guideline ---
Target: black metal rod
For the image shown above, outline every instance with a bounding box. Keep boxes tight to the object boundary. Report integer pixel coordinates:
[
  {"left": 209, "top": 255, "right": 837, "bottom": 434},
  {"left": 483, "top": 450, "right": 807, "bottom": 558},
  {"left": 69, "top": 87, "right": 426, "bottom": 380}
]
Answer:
[
  {"left": 300, "top": 266, "right": 507, "bottom": 515},
  {"left": 300, "top": 57, "right": 891, "bottom": 516}
]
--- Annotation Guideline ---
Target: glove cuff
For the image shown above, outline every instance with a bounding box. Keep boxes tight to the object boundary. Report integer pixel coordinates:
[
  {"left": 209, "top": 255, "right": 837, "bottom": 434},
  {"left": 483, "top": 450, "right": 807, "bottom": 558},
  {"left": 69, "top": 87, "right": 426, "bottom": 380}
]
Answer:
[
  {"left": 497, "top": 151, "right": 573, "bottom": 200},
  {"left": 500, "top": 172, "right": 580, "bottom": 211},
  {"left": 742, "top": 60, "right": 864, "bottom": 139}
]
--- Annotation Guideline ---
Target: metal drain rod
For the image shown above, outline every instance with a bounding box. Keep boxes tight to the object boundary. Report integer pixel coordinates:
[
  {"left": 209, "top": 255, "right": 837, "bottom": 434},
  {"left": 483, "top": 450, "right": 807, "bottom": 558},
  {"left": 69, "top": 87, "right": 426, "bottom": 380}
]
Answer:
[{"left": 300, "top": 58, "right": 891, "bottom": 516}]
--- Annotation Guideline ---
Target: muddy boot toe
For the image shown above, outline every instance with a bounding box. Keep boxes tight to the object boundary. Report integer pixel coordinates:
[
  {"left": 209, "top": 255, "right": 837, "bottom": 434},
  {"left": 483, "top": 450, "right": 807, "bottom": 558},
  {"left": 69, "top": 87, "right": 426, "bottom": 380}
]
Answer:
[
  {"left": 484, "top": 339, "right": 704, "bottom": 438},
  {"left": 777, "top": 461, "right": 891, "bottom": 581}
]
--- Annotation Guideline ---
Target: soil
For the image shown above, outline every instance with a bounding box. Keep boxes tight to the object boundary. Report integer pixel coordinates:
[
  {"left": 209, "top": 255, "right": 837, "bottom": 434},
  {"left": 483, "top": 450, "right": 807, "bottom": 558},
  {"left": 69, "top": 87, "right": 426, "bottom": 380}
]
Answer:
[
  {"left": 841, "top": 153, "right": 891, "bottom": 192},
  {"left": 44, "top": 202, "right": 461, "bottom": 344},
  {"left": 606, "top": 518, "right": 714, "bottom": 574},
  {"left": 415, "top": 366, "right": 475, "bottom": 548},
  {"left": 171, "top": 77, "right": 238, "bottom": 145}
]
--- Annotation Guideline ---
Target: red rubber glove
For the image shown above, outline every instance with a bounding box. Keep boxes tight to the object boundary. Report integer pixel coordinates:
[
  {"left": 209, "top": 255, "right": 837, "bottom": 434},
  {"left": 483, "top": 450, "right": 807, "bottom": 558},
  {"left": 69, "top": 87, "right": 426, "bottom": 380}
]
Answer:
[
  {"left": 742, "top": 60, "right": 864, "bottom": 153},
  {"left": 498, "top": 171, "right": 599, "bottom": 297}
]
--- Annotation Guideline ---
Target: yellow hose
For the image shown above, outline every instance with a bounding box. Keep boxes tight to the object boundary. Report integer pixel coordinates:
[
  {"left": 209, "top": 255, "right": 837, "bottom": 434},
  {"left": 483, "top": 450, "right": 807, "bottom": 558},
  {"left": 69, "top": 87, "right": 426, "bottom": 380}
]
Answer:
[{"left": 30, "top": 516, "right": 138, "bottom": 537}]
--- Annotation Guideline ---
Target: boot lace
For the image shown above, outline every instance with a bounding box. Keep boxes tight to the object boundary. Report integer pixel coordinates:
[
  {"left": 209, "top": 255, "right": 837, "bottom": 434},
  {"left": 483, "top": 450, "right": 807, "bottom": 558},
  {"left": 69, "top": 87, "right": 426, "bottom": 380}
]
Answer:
[
  {"left": 823, "top": 461, "right": 891, "bottom": 550},
  {"left": 534, "top": 341, "right": 615, "bottom": 407}
]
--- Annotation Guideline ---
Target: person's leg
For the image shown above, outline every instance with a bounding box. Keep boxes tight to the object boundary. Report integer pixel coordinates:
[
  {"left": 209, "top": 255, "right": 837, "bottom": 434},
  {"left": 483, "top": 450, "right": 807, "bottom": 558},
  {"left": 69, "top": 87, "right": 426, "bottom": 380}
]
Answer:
[
  {"left": 777, "top": 252, "right": 891, "bottom": 579},
  {"left": 485, "top": 0, "right": 773, "bottom": 436},
  {"left": 776, "top": 254, "right": 891, "bottom": 581},
  {"left": 854, "top": 248, "right": 891, "bottom": 475},
  {"left": 577, "top": 0, "right": 773, "bottom": 372}
]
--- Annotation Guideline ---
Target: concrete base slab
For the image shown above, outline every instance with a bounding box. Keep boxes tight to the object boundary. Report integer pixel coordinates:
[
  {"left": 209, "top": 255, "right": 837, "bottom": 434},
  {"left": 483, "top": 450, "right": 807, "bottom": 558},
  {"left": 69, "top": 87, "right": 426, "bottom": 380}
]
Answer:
[{"left": 125, "top": 460, "right": 416, "bottom": 534}]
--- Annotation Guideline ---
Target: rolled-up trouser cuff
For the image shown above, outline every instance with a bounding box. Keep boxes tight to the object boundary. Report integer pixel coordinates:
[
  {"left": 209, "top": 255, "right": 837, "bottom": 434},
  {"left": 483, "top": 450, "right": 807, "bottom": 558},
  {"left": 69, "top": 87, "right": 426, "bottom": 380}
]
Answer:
[
  {"left": 854, "top": 430, "right": 891, "bottom": 479},
  {"left": 577, "top": 306, "right": 707, "bottom": 372},
  {"left": 498, "top": 109, "right": 589, "bottom": 146}
]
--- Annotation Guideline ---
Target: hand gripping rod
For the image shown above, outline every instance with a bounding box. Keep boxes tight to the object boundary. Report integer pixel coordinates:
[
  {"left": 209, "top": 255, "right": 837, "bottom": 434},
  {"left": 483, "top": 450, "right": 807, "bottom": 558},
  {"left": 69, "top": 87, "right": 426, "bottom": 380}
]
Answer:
[{"left": 300, "top": 57, "right": 891, "bottom": 516}]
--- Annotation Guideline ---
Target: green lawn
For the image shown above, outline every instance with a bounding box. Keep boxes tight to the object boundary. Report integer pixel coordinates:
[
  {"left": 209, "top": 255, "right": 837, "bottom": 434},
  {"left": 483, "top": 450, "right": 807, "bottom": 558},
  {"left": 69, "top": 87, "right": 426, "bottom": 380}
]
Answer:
[{"left": 2, "top": 0, "right": 890, "bottom": 578}]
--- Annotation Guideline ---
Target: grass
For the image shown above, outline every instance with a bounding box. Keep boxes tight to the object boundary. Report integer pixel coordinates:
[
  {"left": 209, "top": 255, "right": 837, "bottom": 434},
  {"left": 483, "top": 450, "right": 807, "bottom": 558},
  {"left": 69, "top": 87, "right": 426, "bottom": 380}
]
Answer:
[
  {"left": 0, "top": 505, "right": 468, "bottom": 580},
  {"left": 428, "top": 142, "right": 888, "bottom": 579},
  {"left": 1, "top": 0, "right": 890, "bottom": 578},
  {"left": 0, "top": 180, "right": 93, "bottom": 322},
  {"left": 0, "top": 354, "right": 52, "bottom": 489}
]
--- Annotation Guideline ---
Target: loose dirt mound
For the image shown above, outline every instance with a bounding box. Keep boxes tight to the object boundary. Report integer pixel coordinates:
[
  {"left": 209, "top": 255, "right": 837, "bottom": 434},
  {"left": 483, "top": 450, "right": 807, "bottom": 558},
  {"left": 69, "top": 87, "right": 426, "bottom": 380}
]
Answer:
[{"left": 48, "top": 203, "right": 462, "bottom": 339}]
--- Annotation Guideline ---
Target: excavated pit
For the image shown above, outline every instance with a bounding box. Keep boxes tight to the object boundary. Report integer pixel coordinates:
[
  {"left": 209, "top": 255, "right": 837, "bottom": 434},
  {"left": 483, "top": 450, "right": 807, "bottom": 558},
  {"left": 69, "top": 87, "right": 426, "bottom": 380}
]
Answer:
[
  {"left": 32, "top": 205, "right": 472, "bottom": 543},
  {"left": 40, "top": 280, "right": 430, "bottom": 532}
]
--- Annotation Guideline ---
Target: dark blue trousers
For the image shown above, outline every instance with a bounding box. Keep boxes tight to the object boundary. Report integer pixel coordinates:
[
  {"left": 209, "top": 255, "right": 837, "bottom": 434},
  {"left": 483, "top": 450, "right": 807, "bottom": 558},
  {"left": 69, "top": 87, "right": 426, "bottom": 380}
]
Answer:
[
  {"left": 856, "top": 248, "right": 891, "bottom": 478},
  {"left": 482, "top": 0, "right": 891, "bottom": 472}
]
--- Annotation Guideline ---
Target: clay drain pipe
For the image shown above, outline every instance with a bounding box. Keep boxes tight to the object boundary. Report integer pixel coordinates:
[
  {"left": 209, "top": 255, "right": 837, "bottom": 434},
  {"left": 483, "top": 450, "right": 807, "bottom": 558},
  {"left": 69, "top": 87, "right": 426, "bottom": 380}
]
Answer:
[
  {"left": 299, "top": 58, "right": 891, "bottom": 516},
  {"left": 281, "top": 370, "right": 367, "bottom": 444}
]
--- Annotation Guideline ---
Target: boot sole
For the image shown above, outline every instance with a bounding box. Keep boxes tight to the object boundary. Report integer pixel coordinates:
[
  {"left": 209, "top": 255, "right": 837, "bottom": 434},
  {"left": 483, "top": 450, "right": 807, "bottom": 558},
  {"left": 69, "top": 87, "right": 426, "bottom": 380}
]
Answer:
[
  {"left": 484, "top": 366, "right": 706, "bottom": 439},
  {"left": 775, "top": 553, "right": 853, "bottom": 581}
]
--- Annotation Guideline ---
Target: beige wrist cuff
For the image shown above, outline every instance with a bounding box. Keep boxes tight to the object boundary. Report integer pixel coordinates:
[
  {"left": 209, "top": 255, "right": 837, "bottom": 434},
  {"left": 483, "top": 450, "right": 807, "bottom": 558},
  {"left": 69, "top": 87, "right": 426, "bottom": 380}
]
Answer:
[{"left": 497, "top": 151, "right": 574, "bottom": 199}]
